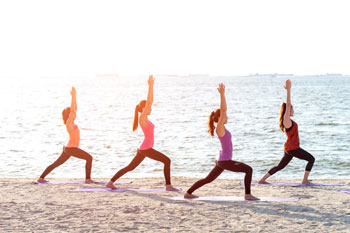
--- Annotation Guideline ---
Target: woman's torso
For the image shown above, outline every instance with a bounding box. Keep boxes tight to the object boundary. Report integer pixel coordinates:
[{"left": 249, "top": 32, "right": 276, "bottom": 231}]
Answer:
[
  {"left": 66, "top": 124, "right": 80, "bottom": 148},
  {"left": 139, "top": 119, "right": 154, "bottom": 150},
  {"left": 216, "top": 127, "right": 233, "bottom": 161},
  {"left": 284, "top": 120, "right": 300, "bottom": 152}
]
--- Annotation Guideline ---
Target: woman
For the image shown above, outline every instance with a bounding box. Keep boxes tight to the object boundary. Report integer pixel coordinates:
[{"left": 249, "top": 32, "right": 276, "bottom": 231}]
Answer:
[
  {"left": 37, "top": 87, "right": 97, "bottom": 184},
  {"left": 106, "top": 75, "right": 178, "bottom": 191},
  {"left": 259, "top": 79, "right": 315, "bottom": 185},
  {"left": 184, "top": 83, "right": 259, "bottom": 200}
]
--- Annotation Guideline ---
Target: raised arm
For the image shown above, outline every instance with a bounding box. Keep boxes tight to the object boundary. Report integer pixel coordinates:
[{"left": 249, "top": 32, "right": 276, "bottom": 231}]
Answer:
[
  {"left": 140, "top": 75, "right": 154, "bottom": 123},
  {"left": 71, "top": 87, "right": 77, "bottom": 112},
  {"left": 66, "top": 87, "right": 77, "bottom": 132},
  {"left": 216, "top": 83, "right": 227, "bottom": 137},
  {"left": 283, "top": 79, "right": 292, "bottom": 129}
]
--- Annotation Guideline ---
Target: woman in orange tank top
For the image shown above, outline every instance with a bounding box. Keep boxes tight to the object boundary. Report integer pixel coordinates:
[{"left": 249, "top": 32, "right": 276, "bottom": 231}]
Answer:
[
  {"left": 259, "top": 79, "right": 315, "bottom": 185},
  {"left": 37, "top": 87, "right": 97, "bottom": 184}
]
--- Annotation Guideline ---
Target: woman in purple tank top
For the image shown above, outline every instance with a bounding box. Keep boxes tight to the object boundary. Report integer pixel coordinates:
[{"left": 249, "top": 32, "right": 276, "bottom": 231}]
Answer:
[
  {"left": 185, "top": 83, "right": 259, "bottom": 200},
  {"left": 107, "top": 75, "right": 179, "bottom": 191}
]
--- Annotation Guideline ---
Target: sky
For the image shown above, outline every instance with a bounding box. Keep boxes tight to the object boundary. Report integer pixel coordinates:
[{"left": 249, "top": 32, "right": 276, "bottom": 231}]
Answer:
[{"left": 0, "top": 0, "right": 349, "bottom": 77}]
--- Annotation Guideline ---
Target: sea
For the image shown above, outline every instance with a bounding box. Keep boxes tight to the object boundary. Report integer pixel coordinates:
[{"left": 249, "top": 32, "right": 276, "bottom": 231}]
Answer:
[{"left": 0, "top": 74, "right": 349, "bottom": 180}]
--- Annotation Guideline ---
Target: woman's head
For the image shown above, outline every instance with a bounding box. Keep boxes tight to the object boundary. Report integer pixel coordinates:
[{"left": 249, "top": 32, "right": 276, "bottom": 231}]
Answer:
[
  {"left": 62, "top": 107, "right": 71, "bottom": 125},
  {"left": 133, "top": 100, "right": 149, "bottom": 131},
  {"left": 279, "top": 102, "right": 293, "bottom": 132},
  {"left": 208, "top": 109, "right": 221, "bottom": 136}
]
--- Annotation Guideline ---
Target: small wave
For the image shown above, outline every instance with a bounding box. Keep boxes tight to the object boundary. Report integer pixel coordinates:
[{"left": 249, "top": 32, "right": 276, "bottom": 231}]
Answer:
[{"left": 316, "top": 123, "right": 340, "bottom": 126}]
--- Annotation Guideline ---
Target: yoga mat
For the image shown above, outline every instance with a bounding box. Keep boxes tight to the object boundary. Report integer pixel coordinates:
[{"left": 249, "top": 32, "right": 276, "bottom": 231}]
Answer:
[
  {"left": 240, "top": 182, "right": 343, "bottom": 187},
  {"left": 172, "top": 196, "right": 299, "bottom": 202},
  {"left": 33, "top": 180, "right": 132, "bottom": 185},
  {"left": 340, "top": 189, "right": 350, "bottom": 194},
  {"left": 75, "top": 187, "right": 182, "bottom": 193}
]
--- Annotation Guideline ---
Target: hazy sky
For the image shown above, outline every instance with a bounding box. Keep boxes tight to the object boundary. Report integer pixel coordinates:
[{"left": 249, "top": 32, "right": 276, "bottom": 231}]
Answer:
[{"left": 0, "top": 0, "right": 349, "bottom": 77}]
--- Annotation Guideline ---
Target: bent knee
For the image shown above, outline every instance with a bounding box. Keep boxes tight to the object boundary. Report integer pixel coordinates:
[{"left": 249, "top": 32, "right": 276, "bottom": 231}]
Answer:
[
  {"left": 163, "top": 157, "right": 171, "bottom": 166},
  {"left": 86, "top": 155, "right": 93, "bottom": 163},
  {"left": 245, "top": 165, "right": 253, "bottom": 174},
  {"left": 309, "top": 155, "right": 315, "bottom": 163}
]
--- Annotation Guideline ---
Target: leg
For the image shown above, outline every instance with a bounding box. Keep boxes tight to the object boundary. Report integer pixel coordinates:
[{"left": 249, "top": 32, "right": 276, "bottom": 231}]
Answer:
[
  {"left": 287, "top": 148, "right": 315, "bottom": 184},
  {"left": 218, "top": 160, "right": 259, "bottom": 200},
  {"left": 39, "top": 150, "right": 70, "bottom": 179},
  {"left": 64, "top": 147, "right": 93, "bottom": 180},
  {"left": 218, "top": 161, "right": 253, "bottom": 194},
  {"left": 110, "top": 150, "right": 145, "bottom": 182},
  {"left": 140, "top": 148, "right": 172, "bottom": 185},
  {"left": 186, "top": 164, "right": 224, "bottom": 196},
  {"left": 267, "top": 152, "right": 293, "bottom": 176},
  {"left": 259, "top": 153, "right": 293, "bottom": 183}
]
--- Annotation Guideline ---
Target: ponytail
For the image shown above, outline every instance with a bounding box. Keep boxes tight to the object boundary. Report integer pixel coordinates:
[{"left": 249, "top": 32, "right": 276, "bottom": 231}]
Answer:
[
  {"left": 132, "top": 100, "right": 147, "bottom": 131},
  {"left": 208, "top": 111, "right": 215, "bottom": 136},
  {"left": 279, "top": 102, "right": 286, "bottom": 132},
  {"left": 208, "top": 109, "right": 220, "bottom": 136},
  {"left": 133, "top": 105, "right": 140, "bottom": 131},
  {"left": 62, "top": 107, "right": 71, "bottom": 125}
]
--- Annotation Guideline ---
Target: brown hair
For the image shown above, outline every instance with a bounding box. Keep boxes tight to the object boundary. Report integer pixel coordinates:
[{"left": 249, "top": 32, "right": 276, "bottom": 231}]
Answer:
[
  {"left": 208, "top": 109, "right": 221, "bottom": 136},
  {"left": 133, "top": 100, "right": 147, "bottom": 131},
  {"left": 279, "top": 102, "right": 287, "bottom": 132},
  {"left": 62, "top": 107, "right": 71, "bottom": 125}
]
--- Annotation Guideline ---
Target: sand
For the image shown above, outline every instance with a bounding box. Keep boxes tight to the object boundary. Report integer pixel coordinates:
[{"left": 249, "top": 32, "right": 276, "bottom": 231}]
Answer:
[{"left": 1, "top": 177, "right": 350, "bottom": 232}]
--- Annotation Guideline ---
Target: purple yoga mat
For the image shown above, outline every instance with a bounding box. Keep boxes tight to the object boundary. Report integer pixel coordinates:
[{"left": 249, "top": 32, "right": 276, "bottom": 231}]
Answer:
[
  {"left": 340, "top": 189, "right": 350, "bottom": 193},
  {"left": 172, "top": 196, "right": 299, "bottom": 202},
  {"left": 33, "top": 180, "right": 132, "bottom": 185},
  {"left": 75, "top": 187, "right": 182, "bottom": 193},
  {"left": 240, "top": 182, "right": 343, "bottom": 187}
]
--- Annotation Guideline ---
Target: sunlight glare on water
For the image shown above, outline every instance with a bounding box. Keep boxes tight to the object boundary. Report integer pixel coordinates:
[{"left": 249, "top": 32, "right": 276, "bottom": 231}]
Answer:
[{"left": 0, "top": 75, "right": 349, "bottom": 179}]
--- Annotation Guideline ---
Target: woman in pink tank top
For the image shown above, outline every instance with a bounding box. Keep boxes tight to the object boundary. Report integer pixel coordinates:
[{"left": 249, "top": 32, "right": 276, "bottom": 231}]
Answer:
[
  {"left": 107, "top": 75, "right": 179, "bottom": 191},
  {"left": 184, "top": 83, "right": 259, "bottom": 200},
  {"left": 37, "top": 87, "right": 97, "bottom": 184}
]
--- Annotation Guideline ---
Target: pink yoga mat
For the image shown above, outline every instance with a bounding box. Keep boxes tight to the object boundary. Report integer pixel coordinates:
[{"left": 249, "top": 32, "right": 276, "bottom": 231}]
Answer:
[
  {"left": 75, "top": 187, "right": 182, "bottom": 193},
  {"left": 33, "top": 180, "right": 132, "bottom": 185},
  {"left": 240, "top": 182, "right": 343, "bottom": 187},
  {"left": 172, "top": 196, "right": 299, "bottom": 202}
]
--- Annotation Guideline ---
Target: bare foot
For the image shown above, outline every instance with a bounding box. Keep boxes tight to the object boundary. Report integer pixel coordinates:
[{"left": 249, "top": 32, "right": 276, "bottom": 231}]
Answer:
[
  {"left": 258, "top": 180, "right": 270, "bottom": 184},
  {"left": 184, "top": 193, "right": 199, "bottom": 199},
  {"left": 85, "top": 179, "right": 100, "bottom": 184},
  {"left": 106, "top": 181, "right": 118, "bottom": 189},
  {"left": 166, "top": 184, "right": 180, "bottom": 191},
  {"left": 37, "top": 178, "right": 48, "bottom": 183},
  {"left": 302, "top": 180, "right": 314, "bottom": 185},
  {"left": 245, "top": 194, "right": 260, "bottom": 201}
]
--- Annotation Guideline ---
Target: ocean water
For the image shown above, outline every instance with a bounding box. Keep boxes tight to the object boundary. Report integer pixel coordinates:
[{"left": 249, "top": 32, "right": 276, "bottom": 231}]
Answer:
[{"left": 0, "top": 75, "right": 349, "bottom": 180}]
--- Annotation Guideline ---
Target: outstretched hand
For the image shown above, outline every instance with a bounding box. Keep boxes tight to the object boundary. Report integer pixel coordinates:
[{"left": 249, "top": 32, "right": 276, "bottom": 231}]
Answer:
[
  {"left": 284, "top": 79, "right": 292, "bottom": 90},
  {"left": 148, "top": 75, "right": 155, "bottom": 86},
  {"left": 217, "top": 83, "right": 225, "bottom": 95},
  {"left": 70, "top": 87, "right": 77, "bottom": 96}
]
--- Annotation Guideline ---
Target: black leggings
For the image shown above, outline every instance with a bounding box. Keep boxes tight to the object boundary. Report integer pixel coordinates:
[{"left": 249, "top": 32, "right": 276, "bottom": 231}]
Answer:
[
  {"left": 268, "top": 148, "right": 315, "bottom": 175},
  {"left": 110, "top": 148, "right": 172, "bottom": 185},
  {"left": 40, "top": 147, "right": 93, "bottom": 179},
  {"left": 187, "top": 160, "right": 253, "bottom": 195}
]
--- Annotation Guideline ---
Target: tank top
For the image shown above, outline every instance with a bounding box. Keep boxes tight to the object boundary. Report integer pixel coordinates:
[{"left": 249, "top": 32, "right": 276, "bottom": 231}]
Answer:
[
  {"left": 66, "top": 124, "right": 80, "bottom": 148},
  {"left": 139, "top": 119, "right": 154, "bottom": 150},
  {"left": 216, "top": 128, "right": 233, "bottom": 161},
  {"left": 284, "top": 120, "right": 300, "bottom": 152}
]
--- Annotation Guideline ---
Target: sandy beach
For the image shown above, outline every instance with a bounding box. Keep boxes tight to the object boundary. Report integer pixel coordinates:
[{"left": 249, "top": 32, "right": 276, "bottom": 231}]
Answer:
[{"left": 1, "top": 177, "right": 349, "bottom": 232}]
